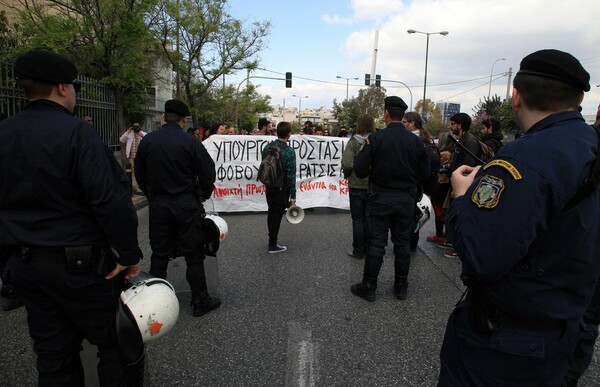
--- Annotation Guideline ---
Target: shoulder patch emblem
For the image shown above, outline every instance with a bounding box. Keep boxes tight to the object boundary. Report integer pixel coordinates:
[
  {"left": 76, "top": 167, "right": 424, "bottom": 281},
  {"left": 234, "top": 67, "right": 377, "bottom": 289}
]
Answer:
[
  {"left": 483, "top": 159, "right": 522, "bottom": 180},
  {"left": 471, "top": 174, "right": 505, "bottom": 209}
]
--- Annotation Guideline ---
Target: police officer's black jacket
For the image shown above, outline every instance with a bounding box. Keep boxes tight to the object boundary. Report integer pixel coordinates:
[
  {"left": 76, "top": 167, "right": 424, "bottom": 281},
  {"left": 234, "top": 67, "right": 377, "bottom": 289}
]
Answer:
[
  {"left": 354, "top": 122, "right": 430, "bottom": 189},
  {"left": 0, "top": 100, "right": 141, "bottom": 265},
  {"left": 134, "top": 122, "right": 215, "bottom": 197}
]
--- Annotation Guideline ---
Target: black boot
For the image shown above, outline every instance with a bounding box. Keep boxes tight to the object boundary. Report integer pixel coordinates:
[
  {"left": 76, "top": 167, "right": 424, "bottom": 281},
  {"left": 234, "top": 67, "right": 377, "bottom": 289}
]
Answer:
[
  {"left": 1, "top": 285, "right": 24, "bottom": 311},
  {"left": 394, "top": 276, "right": 409, "bottom": 300},
  {"left": 191, "top": 292, "right": 221, "bottom": 317},
  {"left": 351, "top": 276, "right": 377, "bottom": 302}
]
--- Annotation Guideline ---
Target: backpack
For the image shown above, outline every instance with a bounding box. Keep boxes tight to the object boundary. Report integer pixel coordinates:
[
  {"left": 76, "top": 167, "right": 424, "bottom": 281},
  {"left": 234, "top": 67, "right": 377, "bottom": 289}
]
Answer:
[
  {"left": 424, "top": 140, "right": 441, "bottom": 174},
  {"left": 478, "top": 140, "right": 495, "bottom": 163},
  {"left": 423, "top": 140, "right": 441, "bottom": 196},
  {"left": 258, "top": 142, "right": 287, "bottom": 188}
]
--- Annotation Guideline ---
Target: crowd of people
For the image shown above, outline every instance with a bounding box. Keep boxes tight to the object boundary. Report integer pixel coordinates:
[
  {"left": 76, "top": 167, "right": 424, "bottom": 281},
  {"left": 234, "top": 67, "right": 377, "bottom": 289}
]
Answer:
[{"left": 1, "top": 47, "right": 600, "bottom": 387}]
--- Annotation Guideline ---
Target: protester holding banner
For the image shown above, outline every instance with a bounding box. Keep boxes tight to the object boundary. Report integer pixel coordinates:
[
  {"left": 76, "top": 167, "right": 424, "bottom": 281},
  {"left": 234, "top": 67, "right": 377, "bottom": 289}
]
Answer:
[
  {"left": 350, "top": 96, "right": 430, "bottom": 302},
  {"left": 261, "top": 122, "right": 297, "bottom": 254}
]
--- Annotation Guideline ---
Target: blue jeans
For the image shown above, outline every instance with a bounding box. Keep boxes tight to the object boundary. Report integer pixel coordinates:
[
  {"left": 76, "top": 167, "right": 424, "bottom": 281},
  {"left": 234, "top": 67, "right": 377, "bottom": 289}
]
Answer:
[{"left": 349, "top": 188, "right": 368, "bottom": 257}]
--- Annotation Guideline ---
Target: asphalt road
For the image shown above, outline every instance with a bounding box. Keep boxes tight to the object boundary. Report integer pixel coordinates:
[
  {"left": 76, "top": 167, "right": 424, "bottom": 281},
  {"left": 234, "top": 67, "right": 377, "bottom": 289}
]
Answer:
[{"left": 1, "top": 206, "right": 599, "bottom": 386}]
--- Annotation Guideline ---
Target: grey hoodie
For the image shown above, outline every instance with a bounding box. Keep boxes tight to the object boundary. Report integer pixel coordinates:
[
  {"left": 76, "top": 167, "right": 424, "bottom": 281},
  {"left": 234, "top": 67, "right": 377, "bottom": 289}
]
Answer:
[{"left": 341, "top": 134, "right": 370, "bottom": 189}]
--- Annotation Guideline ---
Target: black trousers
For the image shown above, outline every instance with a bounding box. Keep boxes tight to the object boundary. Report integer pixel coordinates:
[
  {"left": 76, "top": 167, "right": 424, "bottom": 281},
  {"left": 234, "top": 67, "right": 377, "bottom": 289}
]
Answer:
[
  {"left": 266, "top": 187, "right": 289, "bottom": 246},
  {"left": 365, "top": 191, "right": 415, "bottom": 281},
  {"left": 148, "top": 195, "right": 207, "bottom": 297},
  {"left": 9, "top": 254, "right": 127, "bottom": 387}
]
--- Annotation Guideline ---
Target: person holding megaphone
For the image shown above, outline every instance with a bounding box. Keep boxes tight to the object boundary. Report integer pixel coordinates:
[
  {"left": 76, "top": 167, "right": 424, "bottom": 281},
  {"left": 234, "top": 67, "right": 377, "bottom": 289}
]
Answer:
[{"left": 260, "top": 121, "right": 297, "bottom": 254}]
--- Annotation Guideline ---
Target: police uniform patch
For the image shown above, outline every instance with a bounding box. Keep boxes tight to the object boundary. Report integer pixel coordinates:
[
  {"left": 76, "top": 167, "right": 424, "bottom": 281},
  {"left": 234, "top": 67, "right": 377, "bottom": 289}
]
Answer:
[
  {"left": 471, "top": 174, "right": 505, "bottom": 209},
  {"left": 483, "top": 159, "right": 522, "bottom": 180}
]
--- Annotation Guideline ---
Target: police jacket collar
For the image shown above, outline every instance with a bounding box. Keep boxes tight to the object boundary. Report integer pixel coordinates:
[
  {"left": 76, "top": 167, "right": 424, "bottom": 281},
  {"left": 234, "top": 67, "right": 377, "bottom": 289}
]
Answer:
[
  {"left": 527, "top": 111, "right": 585, "bottom": 135},
  {"left": 161, "top": 122, "right": 183, "bottom": 130},
  {"left": 387, "top": 122, "right": 405, "bottom": 129},
  {"left": 25, "top": 99, "right": 72, "bottom": 115}
]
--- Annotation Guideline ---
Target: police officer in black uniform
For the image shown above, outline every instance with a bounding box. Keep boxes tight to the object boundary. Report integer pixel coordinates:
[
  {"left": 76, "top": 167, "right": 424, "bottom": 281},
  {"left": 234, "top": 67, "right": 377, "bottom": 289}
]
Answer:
[
  {"left": 351, "top": 96, "right": 430, "bottom": 302},
  {"left": 438, "top": 49, "right": 600, "bottom": 386},
  {"left": 134, "top": 99, "right": 220, "bottom": 317},
  {"left": 0, "top": 50, "right": 142, "bottom": 385}
]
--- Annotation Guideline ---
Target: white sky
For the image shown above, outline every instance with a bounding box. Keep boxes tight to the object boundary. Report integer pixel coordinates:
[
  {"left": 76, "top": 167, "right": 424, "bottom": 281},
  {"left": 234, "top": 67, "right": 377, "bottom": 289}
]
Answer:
[{"left": 227, "top": 0, "right": 600, "bottom": 117}]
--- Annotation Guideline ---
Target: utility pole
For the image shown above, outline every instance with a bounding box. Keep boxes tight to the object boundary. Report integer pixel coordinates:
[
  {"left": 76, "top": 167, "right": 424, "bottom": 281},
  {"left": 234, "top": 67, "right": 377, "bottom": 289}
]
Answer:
[{"left": 505, "top": 67, "right": 513, "bottom": 100}]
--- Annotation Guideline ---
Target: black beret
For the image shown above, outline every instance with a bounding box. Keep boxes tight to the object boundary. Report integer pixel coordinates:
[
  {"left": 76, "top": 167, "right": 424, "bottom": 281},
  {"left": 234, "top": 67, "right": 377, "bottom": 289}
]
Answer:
[
  {"left": 384, "top": 96, "right": 408, "bottom": 110},
  {"left": 517, "top": 49, "right": 590, "bottom": 92},
  {"left": 15, "top": 50, "right": 79, "bottom": 85},
  {"left": 164, "top": 99, "right": 191, "bottom": 117}
]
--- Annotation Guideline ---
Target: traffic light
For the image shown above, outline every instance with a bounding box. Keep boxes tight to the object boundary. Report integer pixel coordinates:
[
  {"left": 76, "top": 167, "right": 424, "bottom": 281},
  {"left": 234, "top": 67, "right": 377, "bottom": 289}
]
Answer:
[
  {"left": 375, "top": 75, "right": 381, "bottom": 87},
  {"left": 285, "top": 72, "right": 292, "bottom": 88},
  {"left": 365, "top": 73, "right": 370, "bottom": 86}
]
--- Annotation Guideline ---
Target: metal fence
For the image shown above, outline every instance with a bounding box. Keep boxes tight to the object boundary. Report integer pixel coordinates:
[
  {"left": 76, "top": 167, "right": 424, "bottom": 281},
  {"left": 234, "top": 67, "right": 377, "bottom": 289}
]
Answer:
[{"left": 0, "top": 61, "right": 164, "bottom": 150}]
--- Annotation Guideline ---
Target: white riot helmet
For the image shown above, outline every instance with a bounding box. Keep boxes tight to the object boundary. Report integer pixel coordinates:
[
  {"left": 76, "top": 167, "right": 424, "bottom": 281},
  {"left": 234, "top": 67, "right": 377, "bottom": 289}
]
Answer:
[
  {"left": 116, "top": 276, "right": 180, "bottom": 364},
  {"left": 414, "top": 194, "right": 433, "bottom": 232},
  {"left": 203, "top": 213, "right": 228, "bottom": 256}
]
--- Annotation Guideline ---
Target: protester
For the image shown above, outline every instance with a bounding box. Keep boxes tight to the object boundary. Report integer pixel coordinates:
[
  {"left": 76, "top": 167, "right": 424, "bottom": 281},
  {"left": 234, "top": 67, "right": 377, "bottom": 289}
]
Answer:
[
  {"left": 257, "top": 118, "right": 271, "bottom": 135},
  {"left": 341, "top": 114, "right": 375, "bottom": 260},
  {"left": 119, "top": 120, "right": 147, "bottom": 195},
  {"left": 438, "top": 49, "right": 600, "bottom": 386},
  {"left": 480, "top": 117, "right": 504, "bottom": 153},
  {"left": 403, "top": 111, "right": 440, "bottom": 252},
  {"left": 0, "top": 49, "right": 142, "bottom": 385},
  {"left": 261, "top": 122, "right": 297, "bottom": 253},
  {"left": 351, "top": 96, "right": 430, "bottom": 301}
]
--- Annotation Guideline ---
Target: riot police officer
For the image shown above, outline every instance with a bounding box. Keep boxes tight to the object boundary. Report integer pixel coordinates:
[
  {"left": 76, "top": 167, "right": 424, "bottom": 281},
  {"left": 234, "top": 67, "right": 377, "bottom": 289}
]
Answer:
[
  {"left": 134, "top": 99, "right": 220, "bottom": 317},
  {"left": 0, "top": 50, "right": 142, "bottom": 385},
  {"left": 438, "top": 50, "right": 600, "bottom": 386},
  {"left": 351, "top": 96, "right": 430, "bottom": 301}
]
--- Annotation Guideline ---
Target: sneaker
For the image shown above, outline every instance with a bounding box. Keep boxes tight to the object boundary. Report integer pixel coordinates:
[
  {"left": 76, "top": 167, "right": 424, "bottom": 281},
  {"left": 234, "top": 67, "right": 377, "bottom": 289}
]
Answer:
[
  {"left": 426, "top": 234, "right": 446, "bottom": 244},
  {"left": 268, "top": 245, "right": 287, "bottom": 254},
  {"left": 444, "top": 249, "right": 459, "bottom": 258},
  {"left": 437, "top": 241, "right": 454, "bottom": 250}
]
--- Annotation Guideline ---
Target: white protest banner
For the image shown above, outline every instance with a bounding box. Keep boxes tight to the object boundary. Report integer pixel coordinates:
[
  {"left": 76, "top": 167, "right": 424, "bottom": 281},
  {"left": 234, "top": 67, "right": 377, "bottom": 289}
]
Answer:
[{"left": 203, "top": 135, "right": 351, "bottom": 212}]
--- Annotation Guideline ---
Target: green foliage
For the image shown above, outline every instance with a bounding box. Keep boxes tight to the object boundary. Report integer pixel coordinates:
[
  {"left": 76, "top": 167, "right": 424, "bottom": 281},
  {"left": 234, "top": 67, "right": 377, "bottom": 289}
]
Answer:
[
  {"left": 472, "top": 95, "right": 519, "bottom": 135},
  {"left": 13, "top": 0, "right": 161, "bottom": 128},
  {"left": 151, "top": 0, "right": 271, "bottom": 126},
  {"left": 333, "top": 85, "right": 386, "bottom": 128}
]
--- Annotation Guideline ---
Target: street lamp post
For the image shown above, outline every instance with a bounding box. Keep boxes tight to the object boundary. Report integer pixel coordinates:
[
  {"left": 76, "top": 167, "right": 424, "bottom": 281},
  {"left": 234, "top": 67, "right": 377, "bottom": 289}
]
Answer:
[
  {"left": 407, "top": 29, "right": 449, "bottom": 118},
  {"left": 292, "top": 94, "right": 308, "bottom": 123},
  {"left": 336, "top": 75, "right": 359, "bottom": 101},
  {"left": 488, "top": 58, "right": 506, "bottom": 99}
]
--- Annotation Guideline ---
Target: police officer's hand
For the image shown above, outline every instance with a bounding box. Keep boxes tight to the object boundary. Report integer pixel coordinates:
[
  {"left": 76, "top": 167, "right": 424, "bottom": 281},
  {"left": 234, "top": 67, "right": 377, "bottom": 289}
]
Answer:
[
  {"left": 451, "top": 165, "right": 481, "bottom": 198},
  {"left": 289, "top": 199, "right": 296, "bottom": 208},
  {"left": 105, "top": 262, "right": 142, "bottom": 281}
]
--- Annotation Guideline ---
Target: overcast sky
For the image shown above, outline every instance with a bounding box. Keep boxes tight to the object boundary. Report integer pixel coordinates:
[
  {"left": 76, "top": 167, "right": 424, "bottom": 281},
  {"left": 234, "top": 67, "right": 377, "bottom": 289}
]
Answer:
[{"left": 227, "top": 0, "right": 600, "bottom": 118}]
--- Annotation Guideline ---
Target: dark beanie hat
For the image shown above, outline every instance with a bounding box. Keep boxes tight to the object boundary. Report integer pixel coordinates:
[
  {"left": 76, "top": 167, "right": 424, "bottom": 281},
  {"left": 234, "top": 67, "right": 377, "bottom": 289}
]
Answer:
[
  {"left": 15, "top": 49, "right": 79, "bottom": 85},
  {"left": 384, "top": 96, "right": 408, "bottom": 110},
  {"left": 517, "top": 49, "right": 590, "bottom": 92},
  {"left": 164, "top": 99, "right": 191, "bottom": 117}
]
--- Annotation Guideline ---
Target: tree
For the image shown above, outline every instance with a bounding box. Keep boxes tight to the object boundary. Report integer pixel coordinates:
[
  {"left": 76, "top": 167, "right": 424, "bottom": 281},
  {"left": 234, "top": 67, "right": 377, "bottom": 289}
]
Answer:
[
  {"left": 11, "top": 0, "right": 160, "bottom": 133},
  {"left": 333, "top": 85, "right": 386, "bottom": 128},
  {"left": 472, "top": 94, "right": 519, "bottom": 136},
  {"left": 151, "top": 0, "right": 271, "bottom": 126},
  {"left": 414, "top": 98, "right": 439, "bottom": 122},
  {"left": 194, "top": 82, "right": 272, "bottom": 129}
]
